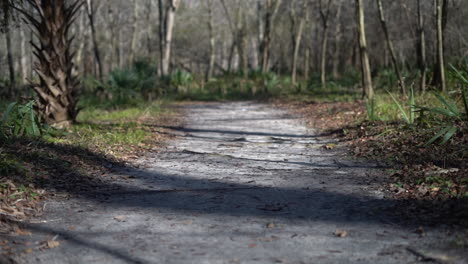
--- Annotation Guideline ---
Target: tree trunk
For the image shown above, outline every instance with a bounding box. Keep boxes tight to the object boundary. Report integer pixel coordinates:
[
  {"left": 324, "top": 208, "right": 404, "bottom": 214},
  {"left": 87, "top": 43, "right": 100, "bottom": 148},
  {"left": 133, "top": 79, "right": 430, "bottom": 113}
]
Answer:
[
  {"left": 206, "top": 0, "right": 215, "bottom": 80},
  {"left": 319, "top": 0, "right": 333, "bottom": 90},
  {"left": 355, "top": 0, "right": 374, "bottom": 99},
  {"left": 376, "top": 0, "right": 405, "bottom": 94},
  {"left": 75, "top": 5, "right": 86, "bottom": 75},
  {"left": 304, "top": 47, "right": 310, "bottom": 81},
  {"left": 259, "top": 0, "right": 282, "bottom": 73},
  {"left": 236, "top": 6, "right": 248, "bottom": 79},
  {"left": 117, "top": 14, "right": 124, "bottom": 69},
  {"left": 86, "top": 0, "right": 103, "bottom": 81},
  {"left": 2, "top": 0, "right": 15, "bottom": 97},
  {"left": 20, "top": 23, "right": 28, "bottom": 84},
  {"left": 291, "top": 0, "right": 308, "bottom": 85},
  {"left": 332, "top": 3, "right": 342, "bottom": 79},
  {"left": 435, "top": 0, "right": 446, "bottom": 92},
  {"left": 220, "top": 0, "right": 235, "bottom": 74},
  {"left": 145, "top": 0, "right": 152, "bottom": 57},
  {"left": 158, "top": 0, "right": 165, "bottom": 75},
  {"left": 128, "top": 0, "right": 139, "bottom": 65},
  {"left": 416, "top": 0, "right": 427, "bottom": 93},
  {"left": 20, "top": 0, "right": 82, "bottom": 127},
  {"left": 161, "top": 0, "right": 180, "bottom": 76}
]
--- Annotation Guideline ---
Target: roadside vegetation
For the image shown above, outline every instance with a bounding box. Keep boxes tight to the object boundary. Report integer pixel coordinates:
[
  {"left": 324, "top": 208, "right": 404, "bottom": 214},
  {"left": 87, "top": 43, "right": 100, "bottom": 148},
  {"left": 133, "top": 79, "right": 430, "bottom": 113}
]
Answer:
[{"left": 0, "top": 0, "right": 466, "bottom": 242}]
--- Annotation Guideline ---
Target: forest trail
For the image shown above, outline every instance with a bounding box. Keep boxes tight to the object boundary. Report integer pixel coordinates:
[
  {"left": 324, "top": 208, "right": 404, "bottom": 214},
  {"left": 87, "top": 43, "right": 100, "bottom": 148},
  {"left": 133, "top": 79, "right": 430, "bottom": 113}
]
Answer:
[{"left": 17, "top": 102, "right": 464, "bottom": 264}]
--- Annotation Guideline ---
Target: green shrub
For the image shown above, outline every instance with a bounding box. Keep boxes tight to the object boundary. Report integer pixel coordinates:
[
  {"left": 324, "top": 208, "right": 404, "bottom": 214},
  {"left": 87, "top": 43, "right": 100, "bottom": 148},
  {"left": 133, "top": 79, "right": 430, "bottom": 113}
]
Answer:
[
  {"left": 170, "top": 69, "right": 193, "bottom": 93},
  {"left": 81, "top": 60, "right": 162, "bottom": 109},
  {"left": 386, "top": 86, "right": 415, "bottom": 124},
  {"left": 417, "top": 64, "right": 467, "bottom": 144},
  {"left": 0, "top": 101, "right": 42, "bottom": 139}
]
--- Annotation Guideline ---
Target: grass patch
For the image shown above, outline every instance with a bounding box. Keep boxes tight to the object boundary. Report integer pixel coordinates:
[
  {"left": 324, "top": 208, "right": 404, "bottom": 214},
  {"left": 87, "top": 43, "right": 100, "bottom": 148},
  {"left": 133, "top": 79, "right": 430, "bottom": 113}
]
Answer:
[
  {"left": 48, "top": 100, "right": 179, "bottom": 159},
  {"left": 77, "top": 101, "right": 164, "bottom": 123}
]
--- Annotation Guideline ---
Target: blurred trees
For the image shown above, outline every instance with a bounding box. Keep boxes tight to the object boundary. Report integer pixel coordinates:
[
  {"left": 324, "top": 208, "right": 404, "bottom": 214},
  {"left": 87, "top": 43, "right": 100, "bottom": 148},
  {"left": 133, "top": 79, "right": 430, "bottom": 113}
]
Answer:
[{"left": 0, "top": 0, "right": 466, "bottom": 97}]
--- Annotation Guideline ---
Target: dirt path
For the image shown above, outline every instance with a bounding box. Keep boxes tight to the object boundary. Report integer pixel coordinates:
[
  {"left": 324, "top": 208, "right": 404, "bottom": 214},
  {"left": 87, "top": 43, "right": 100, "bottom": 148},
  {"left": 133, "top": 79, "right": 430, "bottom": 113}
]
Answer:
[{"left": 13, "top": 102, "right": 466, "bottom": 263}]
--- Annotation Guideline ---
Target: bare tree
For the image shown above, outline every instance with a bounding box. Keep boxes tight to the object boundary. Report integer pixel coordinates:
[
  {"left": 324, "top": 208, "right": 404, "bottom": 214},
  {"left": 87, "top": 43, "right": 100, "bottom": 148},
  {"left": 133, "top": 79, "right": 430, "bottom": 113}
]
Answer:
[
  {"left": 304, "top": 47, "right": 311, "bottom": 81},
  {"left": 331, "top": 1, "right": 342, "bottom": 79},
  {"left": 85, "top": 0, "right": 103, "bottom": 80},
  {"left": 290, "top": 0, "right": 308, "bottom": 85},
  {"left": 235, "top": 3, "right": 248, "bottom": 78},
  {"left": 128, "top": 0, "right": 140, "bottom": 65},
  {"left": 259, "top": 0, "right": 282, "bottom": 73},
  {"left": 355, "top": 0, "right": 374, "bottom": 99},
  {"left": 19, "top": 21, "right": 28, "bottom": 84},
  {"left": 435, "top": 0, "right": 446, "bottom": 91},
  {"left": 206, "top": 0, "right": 216, "bottom": 80},
  {"left": 416, "top": 0, "right": 427, "bottom": 93},
  {"left": 219, "top": 0, "right": 235, "bottom": 73},
  {"left": 2, "top": 0, "right": 15, "bottom": 97},
  {"left": 319, "top": 0, "right": 334, "bottom": 89},
  {"left": 376, "top": 0, "right": 406, "bottom": 95},
  {"left": 160, "top": 0, "right": 181, "bottom": 76}
]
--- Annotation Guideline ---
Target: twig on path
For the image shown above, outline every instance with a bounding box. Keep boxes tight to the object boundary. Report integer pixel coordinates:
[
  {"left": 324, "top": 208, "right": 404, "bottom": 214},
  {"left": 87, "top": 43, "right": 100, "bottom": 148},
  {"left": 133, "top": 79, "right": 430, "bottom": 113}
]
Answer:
[{"left": 406, "top": 247, "right": 450, "bottom": 264}]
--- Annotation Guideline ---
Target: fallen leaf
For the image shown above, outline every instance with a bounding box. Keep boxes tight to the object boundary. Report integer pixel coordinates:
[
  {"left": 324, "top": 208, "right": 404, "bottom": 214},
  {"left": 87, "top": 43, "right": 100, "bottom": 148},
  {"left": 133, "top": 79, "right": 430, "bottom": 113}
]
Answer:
[
  {"left": 334, "top": 229, "right": 347, "bottom": 238},
  {"left": 46, "top": 240, "right": 60, "bottom": 249},
  {"left": 266, "top": 223, "right": 275, "bottom": 228},
  {"left": 415, "top": 226, "right": 425, "bottom": 236},
  {"left": 323, "top": 144, "right": 336, "bottom": 150},
  {"left": 15, "top": 228, "right": 31, "bottom": 236},
  {"left": 114, "top": 215, "right": 126, "bottom": 222},
  {"left": 248, "top": 243, "right": 257, "bottom": 248}
]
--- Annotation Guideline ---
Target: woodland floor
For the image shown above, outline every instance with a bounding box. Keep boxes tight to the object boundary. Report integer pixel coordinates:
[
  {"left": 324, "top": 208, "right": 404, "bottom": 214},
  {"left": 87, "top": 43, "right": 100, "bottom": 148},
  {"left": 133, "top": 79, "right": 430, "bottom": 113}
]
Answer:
[{"left": 2, "top": 101, "right": 467, "bottom": 264}]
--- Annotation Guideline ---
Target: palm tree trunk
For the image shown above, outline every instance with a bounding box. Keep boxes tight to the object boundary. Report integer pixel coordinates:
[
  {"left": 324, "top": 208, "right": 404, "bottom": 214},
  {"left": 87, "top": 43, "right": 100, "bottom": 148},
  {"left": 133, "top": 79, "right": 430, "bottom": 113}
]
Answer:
[{"left": 20, "top": 0, "right": 82, "bottom": 127}]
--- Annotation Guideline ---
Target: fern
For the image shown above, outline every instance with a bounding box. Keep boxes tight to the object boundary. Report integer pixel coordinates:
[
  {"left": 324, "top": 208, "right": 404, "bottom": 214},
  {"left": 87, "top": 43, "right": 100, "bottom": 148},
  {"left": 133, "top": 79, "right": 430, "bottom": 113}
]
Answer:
[{"left": 0, "top": 101, "right": 43, "bottom": 139}]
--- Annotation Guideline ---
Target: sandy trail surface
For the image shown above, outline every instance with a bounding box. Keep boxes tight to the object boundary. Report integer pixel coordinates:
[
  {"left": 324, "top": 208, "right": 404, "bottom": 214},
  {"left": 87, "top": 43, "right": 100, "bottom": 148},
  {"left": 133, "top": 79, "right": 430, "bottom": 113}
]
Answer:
[{"left": 15, "top": 102, "right": 466, "bottom": 264}]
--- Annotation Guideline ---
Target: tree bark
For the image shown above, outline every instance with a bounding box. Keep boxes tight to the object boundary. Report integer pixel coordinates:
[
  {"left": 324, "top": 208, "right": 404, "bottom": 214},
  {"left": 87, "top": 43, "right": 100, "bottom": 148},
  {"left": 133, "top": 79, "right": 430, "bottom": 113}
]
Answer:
[
  {"left": 355, "top": 0, "right": 374, "bottom": 99},
  {"left": 75, "top": 5, "right": 86, "bottom": 75},
  {"left": 158, "top": 0, "right": 165, "bottom": 75},
  {"left": 86, "top": 0, "right": 103, "bottom": 81},
  {"left": 332, "top": 3, "right": 342, "bottom": 79},
  {"left": 20, "top": 23, "right": 28, "bottom": 84},
  {"left": 304, "top": 47, "right": 310, "bottom": 82},
  {"left": 145, "top": 0, "right": 152, "bottom": 57},
  {"left": 161, "top": 0, "right": 180, "bottom": 76},
  {"left": 220, "top": 0, "right": 235, "bottom": 73},
  {"left": 319, "top": 0, "right": 333, "bottom": 90},
  {"left": 129, "top": 0, "right": 140, "bottom": 65},
  {"left": 290, "top": 0, "right": 308, "bottom": 85},
  {"left": 236, "top": 5, "right": 248, "bottom": 78},
  {"left": 20, "top": 0, "right": 82, "bottom": 127},
  {"left": 2, "top": 0, "right": 15, "bottom": 97},
  {"left": 416, "top": 0, "right": 427, "bottom": 93},
  {"left": 376, "top": 0, "right": 405, "bottom": 94},
  {"left": 259, "top": 0, "right": 282, "bottom": 73},
  {"left": 206, "top": 0, "right": 215, "bottom": 80},
  {"left": 435, "top": 0, "right": 446, "bottom": 92}
]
